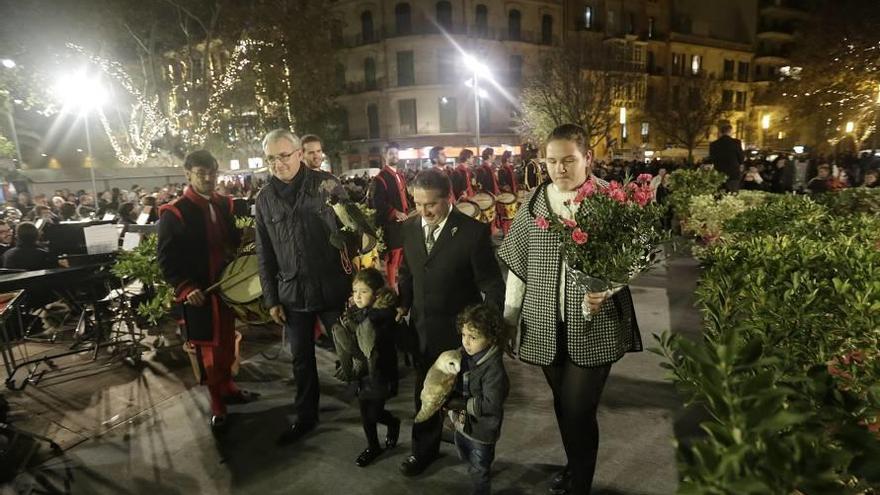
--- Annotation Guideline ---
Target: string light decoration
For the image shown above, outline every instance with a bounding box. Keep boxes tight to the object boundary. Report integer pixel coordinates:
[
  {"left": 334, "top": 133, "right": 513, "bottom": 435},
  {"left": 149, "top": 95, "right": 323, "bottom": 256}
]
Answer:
[
  {"left": 774, "top": 36, "right": 880, "bottom": 147},
  {"left": 67, "top": 43, "right": 178, "bottom": 166},
  {"left": 190, "top": 37, "right": 269, "bottom": 147}
]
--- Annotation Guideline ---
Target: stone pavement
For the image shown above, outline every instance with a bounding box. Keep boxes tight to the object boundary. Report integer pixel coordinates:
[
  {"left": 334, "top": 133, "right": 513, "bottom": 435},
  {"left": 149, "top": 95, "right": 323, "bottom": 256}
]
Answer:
[{"left": 1, "top": 254, "right": 703, "bottom": 495}]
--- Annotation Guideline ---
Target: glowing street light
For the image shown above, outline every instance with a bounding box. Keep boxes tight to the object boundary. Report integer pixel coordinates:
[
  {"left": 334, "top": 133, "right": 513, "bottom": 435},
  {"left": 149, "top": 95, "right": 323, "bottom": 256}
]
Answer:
[
  {"left": 53, "top": 70, "right": 109, "bottom": 202},
  {"left": 845, "top": 121, "right": 854, "bottom": 133},
  {"left": 761, "top": 114, "right": 771, "bottom": 130},
  {"left": 463, "top": 53, "right": 488, "bottom": 151},
  {"left": 1, "top": 59, "right": 15, "bottom": 69}
]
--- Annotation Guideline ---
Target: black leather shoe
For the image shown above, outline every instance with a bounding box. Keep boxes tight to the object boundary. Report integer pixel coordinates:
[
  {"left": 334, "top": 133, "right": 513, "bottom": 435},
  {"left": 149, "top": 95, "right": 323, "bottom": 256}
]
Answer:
[
  {"left": 385, "top": 417, "right": 401, "bottom": 449},
  {"left": 276, "top": 422, "right": 316, "bottom": 445},
  {"left": 549, "top": 465, "right": 571, "bottom": 494},
  {"left": 399, "top": 454, "right": 434, "bottom": 477},
  {"left": 210, "top": 415, "right": 228, "bottom": 433},
  {"left": 223, "top": 390, "right": 261, "bottom": 405},
  {"left": 355, "top": 447, "right": 383, "bottom": 467}
]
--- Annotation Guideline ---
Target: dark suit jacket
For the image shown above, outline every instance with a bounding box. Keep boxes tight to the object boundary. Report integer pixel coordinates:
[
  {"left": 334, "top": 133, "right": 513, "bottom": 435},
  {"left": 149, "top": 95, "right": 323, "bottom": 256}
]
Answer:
[
  {"left": 398, "top": 208, "right": 504, "bottom": 360},
  {"left": 709, "top": 135, "right": 745, "bottom": 180}
]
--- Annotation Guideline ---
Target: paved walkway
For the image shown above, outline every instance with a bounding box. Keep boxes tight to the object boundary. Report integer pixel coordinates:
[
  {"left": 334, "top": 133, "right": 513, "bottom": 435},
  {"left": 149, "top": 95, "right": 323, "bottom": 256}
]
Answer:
[{"left": 2, "top": 254, "right": 702, "bottom": 495}]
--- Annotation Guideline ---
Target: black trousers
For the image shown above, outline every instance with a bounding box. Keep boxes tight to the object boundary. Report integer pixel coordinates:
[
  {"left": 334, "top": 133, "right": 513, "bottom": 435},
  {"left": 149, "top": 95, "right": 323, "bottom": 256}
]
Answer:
[
  {"left": 284, "top": 308, "right": 341, "bottom": 424},
  {"left": 359, "top": 397, "right": 396, "bottom": 449},
  {"left": 411, "top": 351, "right": 443, "bottom": 459},
  {"left": 542, "top": 360, "right": 612, "bottom": 495}
]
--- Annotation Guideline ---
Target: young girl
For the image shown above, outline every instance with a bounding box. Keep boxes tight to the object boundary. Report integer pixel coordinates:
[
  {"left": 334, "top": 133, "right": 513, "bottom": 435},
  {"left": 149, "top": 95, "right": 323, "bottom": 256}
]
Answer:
[
  {"left": 330, "top": 268, "right": 401, "bottom": 467},
  {"left": 446, "top": 304, "right": 510, "bottom": 495}
]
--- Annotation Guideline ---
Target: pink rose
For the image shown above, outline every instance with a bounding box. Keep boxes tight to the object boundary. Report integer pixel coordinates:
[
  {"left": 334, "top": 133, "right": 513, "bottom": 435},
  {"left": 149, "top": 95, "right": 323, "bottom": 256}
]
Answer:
[
  {"left": 571, "top": 228, "right": 588, "bottom": 245},
  {"left": 561, "top": 217, "right": 578, "bottom": 229},
  {"left": 637, "top": 173, "right": 653, "bottom": 183},
  {"left": 535, "top": 215, "right": 549, "bottom": 230},
  {"left": 633, "top": 189, "right": 652, "bottom": 206},
  {"left": 574, "top": 180, "right": 595, "bottom": 204},
  {"left": 608, "top": 180, "right": 622, "bottom": 191},
  {"left": 610, "top": 189, "right": 626, "bottom": 203}
]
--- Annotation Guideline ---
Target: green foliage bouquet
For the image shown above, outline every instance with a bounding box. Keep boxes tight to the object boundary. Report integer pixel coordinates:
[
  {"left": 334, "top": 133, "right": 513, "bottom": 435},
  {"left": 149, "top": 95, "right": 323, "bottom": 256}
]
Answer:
[{"left": 536, "top": 174, "right": 667, "bottom": 319}]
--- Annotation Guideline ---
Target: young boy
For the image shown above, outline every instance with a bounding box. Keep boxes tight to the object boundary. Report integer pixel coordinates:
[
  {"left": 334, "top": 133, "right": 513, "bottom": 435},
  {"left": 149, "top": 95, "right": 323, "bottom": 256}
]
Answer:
[{"left": 446, "top": 304, "right": 510, "bottom": 495}]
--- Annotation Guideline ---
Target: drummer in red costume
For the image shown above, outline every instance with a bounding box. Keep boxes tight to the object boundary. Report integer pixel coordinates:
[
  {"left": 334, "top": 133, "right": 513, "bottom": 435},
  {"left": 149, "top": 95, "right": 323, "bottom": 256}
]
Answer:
[
  {"left": 475, "top": 147, "right": 500, "bottom": 195},
  {"left": 497, "top": 150, "right": 519, "bottom": 193},
  {"left": 158, "top": 150, "right": 257, "bottom": 432},
  {"left": 452, "top": 149, "right": 476, "bottom": 200},
  {"left": 369, "top": 142, "right": 411, "bottom": 289}
]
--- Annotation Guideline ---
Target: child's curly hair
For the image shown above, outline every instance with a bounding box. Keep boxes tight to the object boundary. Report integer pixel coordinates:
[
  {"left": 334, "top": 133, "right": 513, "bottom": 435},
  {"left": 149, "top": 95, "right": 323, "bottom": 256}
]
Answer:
[
  {"left": 352, "top": 267, "right": 385, "bottom": 292},
  {"left": 456, "top": 304, "right": 511, "bottom": 350}
]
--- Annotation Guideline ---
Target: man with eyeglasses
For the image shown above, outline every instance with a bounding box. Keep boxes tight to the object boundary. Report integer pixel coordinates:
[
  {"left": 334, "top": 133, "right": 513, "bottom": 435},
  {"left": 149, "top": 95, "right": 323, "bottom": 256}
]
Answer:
[
  {"left": 368, "top": 142, "right": 411, "bottom": 289},
  {"left": 254, "top": 129, "right": 352, "bottom": 445},
  {"left": 157, "top": 150, "right": 256, "bottom": 433}
]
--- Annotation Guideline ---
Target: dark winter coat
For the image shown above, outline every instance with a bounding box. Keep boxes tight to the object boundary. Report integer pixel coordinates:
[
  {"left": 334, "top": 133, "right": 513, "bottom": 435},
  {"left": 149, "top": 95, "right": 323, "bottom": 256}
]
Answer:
[
  {"left": 456, "top": 345, "right": 509, "bottom": 444},
  {"left": 254, "top": 170, "right": 351, "bottom": 312}
]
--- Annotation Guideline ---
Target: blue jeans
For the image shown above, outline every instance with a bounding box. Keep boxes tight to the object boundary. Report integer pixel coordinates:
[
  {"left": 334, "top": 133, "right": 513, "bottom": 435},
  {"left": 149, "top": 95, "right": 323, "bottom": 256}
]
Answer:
[{"left": 454, "top": 430, "right": 495, "bottom": 495}]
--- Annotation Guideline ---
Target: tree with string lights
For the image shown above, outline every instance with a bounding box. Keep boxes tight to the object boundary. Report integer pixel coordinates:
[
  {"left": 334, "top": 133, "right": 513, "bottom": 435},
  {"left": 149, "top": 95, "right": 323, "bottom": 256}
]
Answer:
[{"left": 767, "top": 0, "right": 880, "bottom": 154}]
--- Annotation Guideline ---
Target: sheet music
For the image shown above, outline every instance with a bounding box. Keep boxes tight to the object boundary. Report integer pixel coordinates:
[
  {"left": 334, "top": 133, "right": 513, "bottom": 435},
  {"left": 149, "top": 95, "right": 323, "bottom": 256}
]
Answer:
[
  {"left": 121, "top": 232, "right": 141, "bottom": 251},
  {"left": 83, "top": 224, "right": 119, "bottom": 254},
  {"left": 136, "top": 206, "right": 152, "bottom": 225},
  {"left": 103, "top": 212, "right": 116, "bottom": 221}
]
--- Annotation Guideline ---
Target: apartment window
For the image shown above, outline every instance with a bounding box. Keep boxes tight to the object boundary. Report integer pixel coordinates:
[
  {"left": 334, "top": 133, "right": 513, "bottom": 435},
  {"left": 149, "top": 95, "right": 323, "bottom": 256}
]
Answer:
[
  {"left": 475, "top": 5, "right": 488, "bottom": 36},
  {"left": 584, "top": 6, "right": 593, "bottom": 29},
  {"left": 335, "top": 63, "right": 346, "bottom": 92},
  {"left": 641, "top": 122, "right": 650, "bottom": 137},
  {"left": 508, "top": 9, "right": 522, "bottom": 40},
  {"left": 647, "top": 17, "right": 655, "bottom": 38},
  {"left": 735, "top": 91, "right": 746, "bottom": 110},
  {"left": 395, "top": 3, "right": 412, "bottom": 36},
  {"left": 509, "top": 55, "right": 523, "bottom": 85},
  {"left": 723, "top": 59, "right": 735, "bottom": 80},
  {"left": 735, "top": 119, "right": 744, "bottom": 139},
  {"left": 479, "top": 98, "right": 490, "bottom": 129},
  {"left": 438, "top": 52, "right": 454, "bottom": 83},
  {"left": 361, "top": 11, "right": 374, "bottom": 43},
  {"left": 542, "top": 15, "right": 554, "bottom": 45},
  {"left": 690, "top": 54, "right": 701, "bottom": 75},
  {"left": 737, "top": 61, "right": 750, "bottom": 82},
  {"left": 722, "top": 90, "right": 733, "bottom": 110},
  {"left": 398, "top": 99, "right": 417, "bottom": 135},
  {"left": 621, "top": 123, "right": 628, "bottom": 142},
  {"left": 439, "top": 97, "right": 457, "bottom": 132},
  {"left": 627, "top": 12, "right": 636, "bottom": 35},
  {"left": 364, "top": 57, "right": 377, "bottom": 90},
  {"left": 367, "top": 104, "right": 380, "bottom": 139},
  {"left": 672, "top": 53, "right": 684, "bottom": 75},
  {"left": 397, "top": 51, "right": 414, "bottom": 86},
  {"left": 436, "top": 1, "right": 452, "bottom": 31}
]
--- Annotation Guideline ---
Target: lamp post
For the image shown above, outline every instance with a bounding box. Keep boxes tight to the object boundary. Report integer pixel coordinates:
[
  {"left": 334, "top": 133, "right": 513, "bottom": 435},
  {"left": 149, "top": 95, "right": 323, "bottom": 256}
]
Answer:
[
  {"left": 53, "top": 71, "right": 107, "bottom": 203},
  {"left": 463, "top": 54, "right": 489, "bottom": 156},
  {"left": 1, "top": 59, "right": 24, "bottom": 168},
  {"left": 761, "top": 113, "right": 771, "bottom": 149}
]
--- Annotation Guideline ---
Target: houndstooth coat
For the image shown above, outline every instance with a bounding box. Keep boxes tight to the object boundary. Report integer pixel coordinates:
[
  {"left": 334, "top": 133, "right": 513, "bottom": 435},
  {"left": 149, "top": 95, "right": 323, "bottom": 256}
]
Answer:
[{"left": 498, "top": 181, "right": 643, "bottom": 368}]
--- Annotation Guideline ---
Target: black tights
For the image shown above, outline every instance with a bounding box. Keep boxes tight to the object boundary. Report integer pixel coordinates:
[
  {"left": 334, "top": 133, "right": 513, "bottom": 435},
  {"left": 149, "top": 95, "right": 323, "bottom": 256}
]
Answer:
[
  {"left": 359, "top": 398, "right": 396, "bottom": 449},
  {"left": 542, "top": 361, "right": 612, "bottom": 495}
]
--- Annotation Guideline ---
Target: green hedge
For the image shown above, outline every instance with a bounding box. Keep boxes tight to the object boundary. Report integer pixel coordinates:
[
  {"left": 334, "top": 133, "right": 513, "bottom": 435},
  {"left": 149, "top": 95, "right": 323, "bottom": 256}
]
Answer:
[
  {"left": 654, "top": 196, "right": 880, "bottom": 494},
  {"left": 668, "top": 168, "right": 727, "bottom": 222}
]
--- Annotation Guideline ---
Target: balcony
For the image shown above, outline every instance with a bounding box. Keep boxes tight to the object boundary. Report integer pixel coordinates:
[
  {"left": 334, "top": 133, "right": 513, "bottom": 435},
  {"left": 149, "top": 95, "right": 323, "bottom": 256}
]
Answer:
[
  {"left": 340, "top": 22, "right": 559, "bottom": 48},
  {"left": 760, "top": 0, "right": 812, "bottom": 20},
  {"left": 757, "top": 20, "right": 798, "bottom": 41},
  {"left": 755, "top": 45, "right": 792, "bottom": 64},
  {"left": 346, "top": 78, "right": 387, "bottom": 94}
]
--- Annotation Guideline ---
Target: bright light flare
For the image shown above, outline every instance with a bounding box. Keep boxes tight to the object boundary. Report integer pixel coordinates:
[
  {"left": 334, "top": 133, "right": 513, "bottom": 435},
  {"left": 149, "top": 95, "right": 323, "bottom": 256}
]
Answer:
[{"left": 53, "top": 71, "right": 108, "bottom": 113}]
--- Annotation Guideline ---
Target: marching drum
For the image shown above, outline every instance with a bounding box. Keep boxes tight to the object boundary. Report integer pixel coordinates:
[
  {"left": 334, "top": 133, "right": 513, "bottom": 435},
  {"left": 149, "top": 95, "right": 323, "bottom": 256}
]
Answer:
[
  {"left": 471, "top": 192, "right": 496, "bottom": 224},
  {"left": 455, "top": 200, "right": 481, "bottom": 220},
  {"left": 217, "top": 254, "right": 272, "bottom": 325},
  {"left": 496, "top": 192, "right": 518, "bottom": 221}
]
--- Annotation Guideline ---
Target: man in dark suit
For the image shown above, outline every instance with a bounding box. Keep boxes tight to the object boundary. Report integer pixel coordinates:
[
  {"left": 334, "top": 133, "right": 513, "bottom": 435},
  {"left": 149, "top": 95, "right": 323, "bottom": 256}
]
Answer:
[
  {"left": 397, "top": 168, "right": 505, "bottom": 477},
  {"left": 709, "top": 123, "right": 745, "bottom": 192},
  {"left": 369, "top": 142, "right": 411, "bottom": 289}
]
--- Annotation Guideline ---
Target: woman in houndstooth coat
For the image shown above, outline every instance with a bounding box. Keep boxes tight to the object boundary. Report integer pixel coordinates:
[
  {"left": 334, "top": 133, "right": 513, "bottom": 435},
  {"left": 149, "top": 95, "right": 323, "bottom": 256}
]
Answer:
[{"left": 498, "top": 124, "right": 642, "bottom": 495}]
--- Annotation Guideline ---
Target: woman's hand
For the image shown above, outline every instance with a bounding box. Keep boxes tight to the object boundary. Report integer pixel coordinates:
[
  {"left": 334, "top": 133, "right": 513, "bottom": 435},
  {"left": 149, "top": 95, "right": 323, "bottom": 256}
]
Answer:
[{"left": 584, "top": 291, "right": 610, "bottom": 315}]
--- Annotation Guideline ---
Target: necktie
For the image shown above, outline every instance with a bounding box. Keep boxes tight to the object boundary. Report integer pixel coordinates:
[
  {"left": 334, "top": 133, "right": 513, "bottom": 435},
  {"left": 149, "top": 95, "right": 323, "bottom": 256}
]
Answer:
[{"left": 425, "top": 223, "right": 439, "bottom": 253}]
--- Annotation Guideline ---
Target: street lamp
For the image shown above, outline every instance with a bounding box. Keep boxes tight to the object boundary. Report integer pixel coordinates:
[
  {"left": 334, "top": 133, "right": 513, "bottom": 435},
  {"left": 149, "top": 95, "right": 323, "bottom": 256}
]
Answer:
[
  {"left": 53, "top": 71, "right": 108, "bottom": 203},
  {"left": 1, "top": 59, "right": 14, "bottom": 69},
  {"left": 845, "top": 121, "right": 854, "bottom": 133},
  {"left": 463, "top": 54, "right": 489, "bottom": 154},
  {"left": 761, "top": 114, "right": 771, "bottom": 149}
]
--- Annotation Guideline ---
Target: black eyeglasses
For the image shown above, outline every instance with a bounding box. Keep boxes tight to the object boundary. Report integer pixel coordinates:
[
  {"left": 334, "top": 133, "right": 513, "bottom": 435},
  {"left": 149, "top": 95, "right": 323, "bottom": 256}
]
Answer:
[{"left": 266, "top": 151, "right": 298, "bottom": 164}]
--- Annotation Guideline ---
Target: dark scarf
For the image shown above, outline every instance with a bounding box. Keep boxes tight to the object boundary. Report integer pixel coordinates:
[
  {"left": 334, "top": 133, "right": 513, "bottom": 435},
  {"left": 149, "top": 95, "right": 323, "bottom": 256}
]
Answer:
[{"left": 271, "top": 168, "right": 307, "bottom": 204}]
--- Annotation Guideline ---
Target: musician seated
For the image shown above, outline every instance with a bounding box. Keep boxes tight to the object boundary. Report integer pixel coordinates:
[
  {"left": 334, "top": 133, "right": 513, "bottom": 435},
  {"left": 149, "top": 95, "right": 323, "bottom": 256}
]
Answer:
[{"left": 2, "top": 222, "right": 67, "bottom": 271}]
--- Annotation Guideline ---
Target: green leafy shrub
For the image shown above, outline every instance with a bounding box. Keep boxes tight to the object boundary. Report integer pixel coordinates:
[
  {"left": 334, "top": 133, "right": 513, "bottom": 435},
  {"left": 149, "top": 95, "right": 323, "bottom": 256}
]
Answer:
[
  {"left": 111, "top": 234, "right": 173, "bottom": 326},
  {"left": 654, "top": 202, "right": 880, "bottom": 493},
  {"left": 667, "top": 168, "right": 727, "bottom": 221},
  {"left": 814, "top": 188, "right": 880, "bottom": 216}
]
